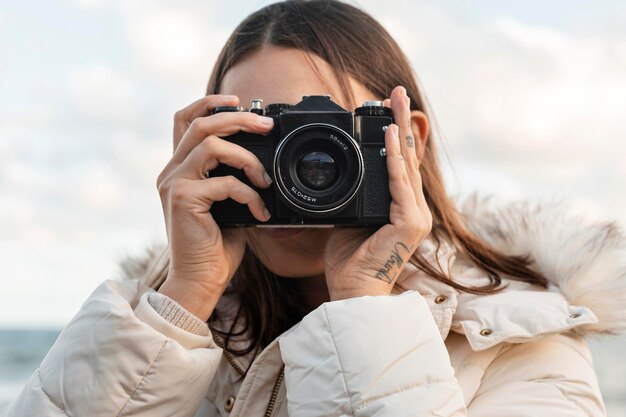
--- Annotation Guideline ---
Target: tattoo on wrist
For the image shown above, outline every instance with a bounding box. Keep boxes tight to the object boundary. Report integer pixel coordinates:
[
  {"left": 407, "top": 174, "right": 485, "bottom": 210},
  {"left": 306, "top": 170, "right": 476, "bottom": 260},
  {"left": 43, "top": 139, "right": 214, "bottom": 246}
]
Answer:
[
  {"left": 406, "top": 135, "right": 415, "bottom": 147},
  {"left": 374, "top": 241, "right": 415, "bottom": 283}
]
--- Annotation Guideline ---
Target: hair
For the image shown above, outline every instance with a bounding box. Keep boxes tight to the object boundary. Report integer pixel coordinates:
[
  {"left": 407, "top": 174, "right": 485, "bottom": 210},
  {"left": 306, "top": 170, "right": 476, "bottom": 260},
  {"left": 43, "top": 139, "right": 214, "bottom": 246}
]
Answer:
[{"left": 143, "top": 0, "right": 549, "bottom": 371}]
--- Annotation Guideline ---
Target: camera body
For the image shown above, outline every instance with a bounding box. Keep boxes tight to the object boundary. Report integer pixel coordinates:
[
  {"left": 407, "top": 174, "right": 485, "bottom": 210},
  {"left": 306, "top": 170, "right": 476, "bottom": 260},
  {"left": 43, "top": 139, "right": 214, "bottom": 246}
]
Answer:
[{"left": 208, "top": 95, "right": 393, "bottom": 227}]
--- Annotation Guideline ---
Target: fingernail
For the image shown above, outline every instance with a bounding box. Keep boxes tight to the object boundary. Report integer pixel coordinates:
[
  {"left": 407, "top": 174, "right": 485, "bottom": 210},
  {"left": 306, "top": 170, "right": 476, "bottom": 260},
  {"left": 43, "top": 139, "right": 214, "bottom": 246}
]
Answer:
[
  {"left": 263, "top": 171, "right": 273, "bottom": 185},
  {"left": 263, "top": 207, "right": 271, "bottom": 219},
  {"left": 259, "top": 116, "right": 274, "bottom": 127}
]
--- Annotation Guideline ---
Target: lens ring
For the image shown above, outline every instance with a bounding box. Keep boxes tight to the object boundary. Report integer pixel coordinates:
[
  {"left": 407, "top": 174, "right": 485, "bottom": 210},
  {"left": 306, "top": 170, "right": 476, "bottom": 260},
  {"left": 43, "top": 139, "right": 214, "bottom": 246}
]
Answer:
[{"left": 273, "top": 123, "right": 363, "bottom": 216}]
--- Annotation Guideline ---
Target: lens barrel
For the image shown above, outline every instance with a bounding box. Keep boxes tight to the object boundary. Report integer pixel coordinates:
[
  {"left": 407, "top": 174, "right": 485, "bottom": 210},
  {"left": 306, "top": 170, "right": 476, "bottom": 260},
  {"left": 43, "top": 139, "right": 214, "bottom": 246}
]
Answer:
[{"left": 273, "top": 123, "right": 363, "bottom": 216}]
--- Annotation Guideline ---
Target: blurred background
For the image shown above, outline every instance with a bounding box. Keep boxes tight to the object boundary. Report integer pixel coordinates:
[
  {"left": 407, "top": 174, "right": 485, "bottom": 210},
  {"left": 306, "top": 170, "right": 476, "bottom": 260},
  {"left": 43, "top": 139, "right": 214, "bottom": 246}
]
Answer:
[{"left": 1, "top": 0, "right": 625, "bottom": 414}]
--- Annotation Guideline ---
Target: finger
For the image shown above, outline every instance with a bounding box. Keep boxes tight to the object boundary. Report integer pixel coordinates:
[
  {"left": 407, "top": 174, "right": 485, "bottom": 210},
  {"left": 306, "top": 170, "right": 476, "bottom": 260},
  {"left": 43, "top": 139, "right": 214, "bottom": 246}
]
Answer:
[
  {"left": 391, "top": 87, "right": 429, "bottom": 210},
  {"left": 159, "top": 112, "right": 275, "bottom": 185},
  {"left": 385, "top": 123, "right": 415, "bottom": 210},
  {"left": 383, "top": 124, "right": 429, "bottom": 247},
  {"left": 173, "top": 95, "right": 240, "bottom": 150},
  {"left": 174, "top": 135, "right": 272, "bottom": 189},
  {"left": 390, "top": 86, "right": 419, "bottom": 171},
  {"left": 390, "top": 86, "right": 425, "bottom": 209},
  {"left": 188, "top": 175, "right": 271, "bottom": 222},
  {"left": 173, "top": 111, "right": 274, "bottom": 166}
]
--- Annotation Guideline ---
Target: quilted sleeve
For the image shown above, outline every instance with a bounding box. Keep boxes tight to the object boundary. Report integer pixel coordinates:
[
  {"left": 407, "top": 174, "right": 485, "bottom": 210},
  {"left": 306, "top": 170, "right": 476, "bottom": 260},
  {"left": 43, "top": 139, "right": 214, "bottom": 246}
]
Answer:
[
  {"left": 467, "top": 333, "right": 606, "bottom": 417},
  {"left": 278, "top": 290, "right": 467, "bottom": 417},
  {"left": 1, "top": 279, "right": 223, "bottom": 417}
]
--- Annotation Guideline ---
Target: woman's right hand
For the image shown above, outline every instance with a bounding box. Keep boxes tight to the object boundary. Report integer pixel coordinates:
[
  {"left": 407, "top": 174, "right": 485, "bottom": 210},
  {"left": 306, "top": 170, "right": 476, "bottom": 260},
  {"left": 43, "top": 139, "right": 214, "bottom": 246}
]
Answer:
[{"left": 156, "top": 94, "right": 275, "bottom": 322}]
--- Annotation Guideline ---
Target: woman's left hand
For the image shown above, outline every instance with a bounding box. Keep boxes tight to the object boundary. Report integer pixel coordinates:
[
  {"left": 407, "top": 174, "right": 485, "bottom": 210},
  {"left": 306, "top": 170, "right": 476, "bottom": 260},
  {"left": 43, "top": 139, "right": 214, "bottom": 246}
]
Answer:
[{"left": 324, "top": 85, "right": 433, "bottom": 300}]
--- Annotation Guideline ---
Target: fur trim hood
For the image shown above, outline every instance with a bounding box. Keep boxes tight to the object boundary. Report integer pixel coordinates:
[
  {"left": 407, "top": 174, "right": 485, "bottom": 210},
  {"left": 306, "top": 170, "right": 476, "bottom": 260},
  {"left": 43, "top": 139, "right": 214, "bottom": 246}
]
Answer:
[
  {"left": 117, "top": 192, "right": 626, "bottom": 337},
  {"left": 454, "top": 192, "right": 626, "bottom": 336}
]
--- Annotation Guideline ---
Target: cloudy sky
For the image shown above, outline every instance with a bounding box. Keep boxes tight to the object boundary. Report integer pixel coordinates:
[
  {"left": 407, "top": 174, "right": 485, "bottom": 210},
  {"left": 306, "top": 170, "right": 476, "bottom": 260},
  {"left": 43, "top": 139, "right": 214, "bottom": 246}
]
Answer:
[{"left": 1, "top": 0, "right": 625, "bottom": 328}]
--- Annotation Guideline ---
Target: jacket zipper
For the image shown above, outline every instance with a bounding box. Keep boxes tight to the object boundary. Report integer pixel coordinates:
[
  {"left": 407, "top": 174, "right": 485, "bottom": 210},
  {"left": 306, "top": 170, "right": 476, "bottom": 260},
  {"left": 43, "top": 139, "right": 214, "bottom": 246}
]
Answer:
[
  {"left": 264, "top": 366, "right": 285, "bottom": 417},
  {"left": 213, "top": 336, "right": 245, "bottom": 376},
  {"left": 214, "top": 336, "right": 285, "bottom": 416}
]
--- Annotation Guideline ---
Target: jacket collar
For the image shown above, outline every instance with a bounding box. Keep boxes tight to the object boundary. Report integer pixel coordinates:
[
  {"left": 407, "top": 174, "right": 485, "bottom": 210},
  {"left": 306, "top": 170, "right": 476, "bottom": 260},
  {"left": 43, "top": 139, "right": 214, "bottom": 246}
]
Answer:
[
  {"left": 451, "top": 192, "right": 626, "bottom": 338},
  {"left": 395, "top": 245, "right": 600, "bottom": 351}
]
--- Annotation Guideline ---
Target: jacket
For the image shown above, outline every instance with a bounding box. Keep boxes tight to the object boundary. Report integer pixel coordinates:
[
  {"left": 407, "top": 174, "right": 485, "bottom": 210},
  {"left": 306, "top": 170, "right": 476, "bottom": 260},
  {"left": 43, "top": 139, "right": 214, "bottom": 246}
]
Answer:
[{"left": 3, "top": 192, "right": 625, "bottom": 417}]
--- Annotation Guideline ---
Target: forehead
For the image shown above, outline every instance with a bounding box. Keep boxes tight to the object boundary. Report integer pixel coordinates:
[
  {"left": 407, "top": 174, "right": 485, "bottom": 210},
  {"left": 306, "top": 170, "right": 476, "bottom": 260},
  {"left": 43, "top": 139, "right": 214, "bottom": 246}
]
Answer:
[{"left": 219, "top": 45, "right": 378, "bottom": 111}]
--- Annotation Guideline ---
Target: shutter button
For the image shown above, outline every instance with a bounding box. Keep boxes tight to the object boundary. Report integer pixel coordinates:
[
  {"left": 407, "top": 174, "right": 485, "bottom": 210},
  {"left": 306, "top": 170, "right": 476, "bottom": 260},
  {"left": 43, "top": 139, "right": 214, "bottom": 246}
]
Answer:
[{"left": 225, "top": 396, "right": 235, "bottom": 412}]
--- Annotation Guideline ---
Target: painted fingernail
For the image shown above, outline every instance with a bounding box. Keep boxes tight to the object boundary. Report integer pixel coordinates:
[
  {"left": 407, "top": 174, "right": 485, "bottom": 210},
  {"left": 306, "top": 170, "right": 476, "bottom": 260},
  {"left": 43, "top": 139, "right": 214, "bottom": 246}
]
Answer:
[
  {"left": 263, "top": 207, "right": 271, "bottom": 219},
  {"left": 263, "top": 171, "right": 273, "bottom": 185},
  {"left": 259, "top": 116, "right": 274, "bottom": 127}
]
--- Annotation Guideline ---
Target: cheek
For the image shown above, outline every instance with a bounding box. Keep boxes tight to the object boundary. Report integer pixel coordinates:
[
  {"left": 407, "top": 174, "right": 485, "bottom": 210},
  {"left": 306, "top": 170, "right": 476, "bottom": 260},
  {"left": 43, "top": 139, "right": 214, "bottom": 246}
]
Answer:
[{"left": 244, "top": 229, "right": 332, "bottom": 277}]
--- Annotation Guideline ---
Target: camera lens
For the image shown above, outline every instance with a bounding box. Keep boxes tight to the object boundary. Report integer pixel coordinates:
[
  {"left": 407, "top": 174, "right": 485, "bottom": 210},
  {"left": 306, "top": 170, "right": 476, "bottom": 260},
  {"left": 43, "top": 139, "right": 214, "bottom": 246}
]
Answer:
[
  {"left": 296, "top": 151, "right": 338, "bottom": 190},
  {"left": 274, "top": 123, "right": 364, "bottom": 217}
]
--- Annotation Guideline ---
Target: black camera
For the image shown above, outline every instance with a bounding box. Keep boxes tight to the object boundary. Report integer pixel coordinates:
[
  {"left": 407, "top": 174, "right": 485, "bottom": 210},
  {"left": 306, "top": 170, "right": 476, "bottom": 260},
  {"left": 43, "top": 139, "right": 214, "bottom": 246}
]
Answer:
[{"left": 208, "top": 95, "right": 394, "bottom": 227}]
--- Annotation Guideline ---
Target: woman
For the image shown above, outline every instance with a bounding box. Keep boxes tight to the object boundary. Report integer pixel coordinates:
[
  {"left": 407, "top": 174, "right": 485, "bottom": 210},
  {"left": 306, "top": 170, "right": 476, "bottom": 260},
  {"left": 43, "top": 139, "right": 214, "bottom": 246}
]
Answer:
[{"left": 3, "top": 1, "right": 625, "bottom": 416}]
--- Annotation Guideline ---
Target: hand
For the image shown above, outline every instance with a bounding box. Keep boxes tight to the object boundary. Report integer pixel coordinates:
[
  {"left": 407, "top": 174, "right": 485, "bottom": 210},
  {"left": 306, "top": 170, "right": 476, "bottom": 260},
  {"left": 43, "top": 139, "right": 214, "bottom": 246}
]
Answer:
[
  {"left": 156, "top": 94, "right": 275, "bottom": 321},
  {"left": 324, "top": 85, "right": 433, "bottom": 300}
]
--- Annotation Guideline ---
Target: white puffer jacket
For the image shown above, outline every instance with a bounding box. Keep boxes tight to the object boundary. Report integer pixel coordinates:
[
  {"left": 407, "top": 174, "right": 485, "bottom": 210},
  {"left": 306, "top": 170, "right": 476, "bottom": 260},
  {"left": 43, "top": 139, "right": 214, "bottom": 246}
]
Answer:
[{"left": 3, "top": 194, "right": 625, "bottom": 417}]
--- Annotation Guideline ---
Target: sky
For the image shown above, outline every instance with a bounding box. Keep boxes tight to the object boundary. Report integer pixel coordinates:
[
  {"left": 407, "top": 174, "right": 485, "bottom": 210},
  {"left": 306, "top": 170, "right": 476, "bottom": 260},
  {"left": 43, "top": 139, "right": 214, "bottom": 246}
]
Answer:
[{"left": 1, "top": 0, "right": 625, "bottom": 328}]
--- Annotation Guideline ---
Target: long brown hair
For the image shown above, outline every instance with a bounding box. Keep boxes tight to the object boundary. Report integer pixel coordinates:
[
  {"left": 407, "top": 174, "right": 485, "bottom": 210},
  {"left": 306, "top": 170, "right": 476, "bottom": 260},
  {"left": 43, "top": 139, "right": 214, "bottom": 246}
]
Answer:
[{"left": 148, "top": 0, "right": 548, "bottom": 366}]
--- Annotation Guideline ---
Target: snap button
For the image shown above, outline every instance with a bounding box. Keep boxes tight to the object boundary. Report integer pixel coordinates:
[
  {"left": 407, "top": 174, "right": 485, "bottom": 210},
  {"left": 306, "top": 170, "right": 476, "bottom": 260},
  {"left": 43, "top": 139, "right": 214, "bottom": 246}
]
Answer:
[
  {"left": 434, "top": 295, "right": 448, "bottom": 304},
  {"left": 570, "top": 313, "right": 581, "bottom": 319},
  {"left": 480, "top": 328, "right": 493, "bottom": 336},
  {"left": 225, "top": 396, "right": 235, "bottom": 412}
]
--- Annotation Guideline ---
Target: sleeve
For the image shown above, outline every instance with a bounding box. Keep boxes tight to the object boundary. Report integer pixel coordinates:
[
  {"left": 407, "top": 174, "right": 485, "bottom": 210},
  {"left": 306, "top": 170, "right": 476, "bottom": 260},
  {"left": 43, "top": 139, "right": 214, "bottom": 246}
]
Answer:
[
  {"left": 1, "top": 279, "right": 223, "bottom": 417},
  {"left": 467, "top": 333, "right": 606, "bottom": 417},
  {"left": 278, "top": 290, "right": 467, "bottom": 417},
  {"left": 147, "top": 291, "right": 210, "bottom": 336}
]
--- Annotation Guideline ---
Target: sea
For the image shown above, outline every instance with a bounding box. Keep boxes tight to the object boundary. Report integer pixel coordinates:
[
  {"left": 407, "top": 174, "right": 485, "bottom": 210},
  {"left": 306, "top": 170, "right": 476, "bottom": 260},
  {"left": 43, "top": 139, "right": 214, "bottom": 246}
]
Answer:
[{"left": 1, "top": 329, "right": 625, "bottom": 415}]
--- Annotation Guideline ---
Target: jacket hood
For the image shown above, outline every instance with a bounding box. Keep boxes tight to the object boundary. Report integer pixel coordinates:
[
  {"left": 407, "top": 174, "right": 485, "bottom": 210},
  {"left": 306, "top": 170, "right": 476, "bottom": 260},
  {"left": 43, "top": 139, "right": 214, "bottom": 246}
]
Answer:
[
  {"left": 453, "top": 192, "right": 626, "bottom": 336},
  {"left": 117, "top": 191, "right": 626, "bottom": 336}
]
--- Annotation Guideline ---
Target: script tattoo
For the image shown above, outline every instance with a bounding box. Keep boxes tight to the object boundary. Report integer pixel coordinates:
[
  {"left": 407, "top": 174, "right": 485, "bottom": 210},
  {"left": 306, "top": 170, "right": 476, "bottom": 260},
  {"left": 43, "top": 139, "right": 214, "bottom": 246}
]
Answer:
[
  {"left": 374, "top": 241, "right": 415, "bottom": 283},
  {"left": 406, "top": 135, "right": 415, "bottom": 147}
]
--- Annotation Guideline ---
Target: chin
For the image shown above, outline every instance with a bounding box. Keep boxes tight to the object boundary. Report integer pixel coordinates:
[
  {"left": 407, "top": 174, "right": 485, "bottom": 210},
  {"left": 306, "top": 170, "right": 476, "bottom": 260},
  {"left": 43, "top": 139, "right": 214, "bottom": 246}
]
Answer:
[{"left": 244, "top": 228, "right": 330, "bottom": 278}]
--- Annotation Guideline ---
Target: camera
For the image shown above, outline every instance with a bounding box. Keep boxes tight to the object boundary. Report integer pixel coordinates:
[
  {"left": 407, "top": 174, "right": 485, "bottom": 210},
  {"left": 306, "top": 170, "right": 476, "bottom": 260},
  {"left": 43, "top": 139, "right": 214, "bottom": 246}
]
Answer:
[{"left": 208, "top": 95, "right": 393, "bottom": 227}]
